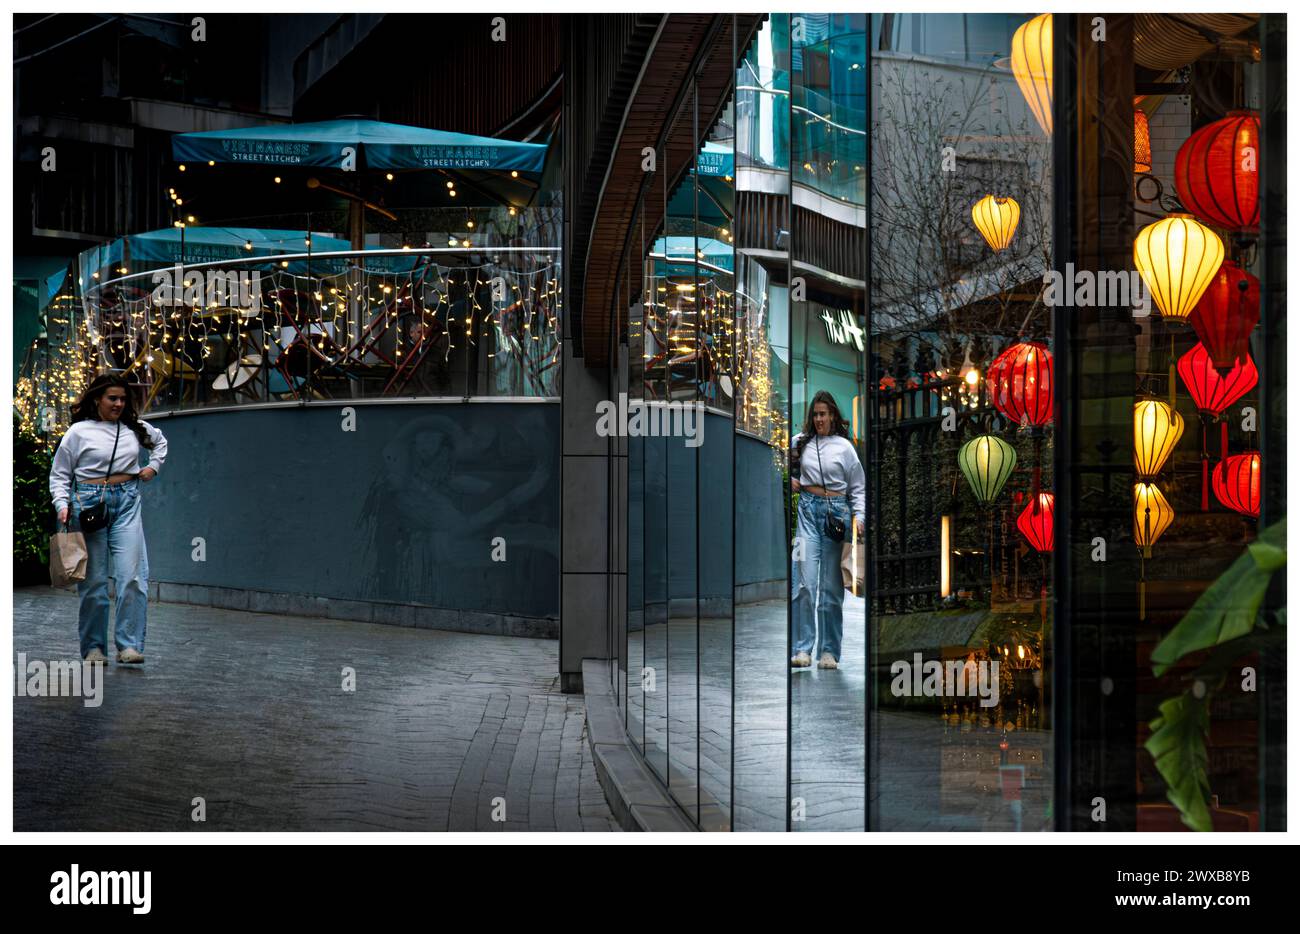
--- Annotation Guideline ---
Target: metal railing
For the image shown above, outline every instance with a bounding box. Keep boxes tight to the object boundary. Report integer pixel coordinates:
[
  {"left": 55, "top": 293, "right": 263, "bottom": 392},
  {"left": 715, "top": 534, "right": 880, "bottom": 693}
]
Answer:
[{"left": 78, "top": 241, "right": 563, "bottom": 414}]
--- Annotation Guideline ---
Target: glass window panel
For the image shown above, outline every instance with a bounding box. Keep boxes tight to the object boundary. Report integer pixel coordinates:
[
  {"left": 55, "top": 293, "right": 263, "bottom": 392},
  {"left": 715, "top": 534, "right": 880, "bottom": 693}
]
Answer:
[
  {"left": 732, "top": 12, "right": 792, "bottom": 832},
  {"left": 869, "top": 11, "right": 1053, "bottom": 832},
  {"left": 789, "top": 11, "right": 868, "bottom": 832}
]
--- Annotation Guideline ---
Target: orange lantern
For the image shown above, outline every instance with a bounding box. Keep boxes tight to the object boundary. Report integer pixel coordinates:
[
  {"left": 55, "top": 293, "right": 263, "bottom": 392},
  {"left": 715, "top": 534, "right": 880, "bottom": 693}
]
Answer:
[{"left": 1134, "top": 104, "right": 1152, "bottom": 173}]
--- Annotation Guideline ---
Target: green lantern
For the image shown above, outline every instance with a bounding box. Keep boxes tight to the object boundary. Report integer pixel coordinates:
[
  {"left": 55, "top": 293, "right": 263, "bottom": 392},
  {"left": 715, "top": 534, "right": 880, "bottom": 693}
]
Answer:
[{"left": 958, "top": 435, "right": 1017, "bottom": 504}]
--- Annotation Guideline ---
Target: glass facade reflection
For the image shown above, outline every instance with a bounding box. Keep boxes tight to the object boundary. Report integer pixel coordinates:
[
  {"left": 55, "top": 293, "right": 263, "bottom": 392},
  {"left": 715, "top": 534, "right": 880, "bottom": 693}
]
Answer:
[{"left": 616, "top": 12, "right": 1284, "bottom": 833}]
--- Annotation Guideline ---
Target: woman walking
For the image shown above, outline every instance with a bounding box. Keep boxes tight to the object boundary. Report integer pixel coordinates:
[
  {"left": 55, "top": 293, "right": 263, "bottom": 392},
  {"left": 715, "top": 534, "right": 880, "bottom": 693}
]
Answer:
[
  {"left": 790, "top": 390, "right": 866, "bottom": 670},
  {"left": 49, "top": 375, "right": 168, "bottom": 665}
]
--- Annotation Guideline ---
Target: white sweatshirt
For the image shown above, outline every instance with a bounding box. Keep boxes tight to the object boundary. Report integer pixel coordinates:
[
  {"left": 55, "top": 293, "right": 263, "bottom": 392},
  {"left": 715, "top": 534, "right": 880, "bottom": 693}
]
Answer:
[
  {"left": 49, "top": 418, "right": 169, "bottom": 512},
  {"left": 791, "top": 432, "right": 867, "bottom": 518}
]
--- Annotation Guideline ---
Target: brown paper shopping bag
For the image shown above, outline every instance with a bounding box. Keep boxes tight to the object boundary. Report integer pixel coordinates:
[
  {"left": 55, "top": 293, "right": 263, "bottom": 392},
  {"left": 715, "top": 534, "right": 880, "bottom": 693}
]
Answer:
[
  {"left": 50, "top": 529, "right": 88, "bottom": 587},
  {"left": 841, "top": 534, "right": 866, "bottom": 595}
]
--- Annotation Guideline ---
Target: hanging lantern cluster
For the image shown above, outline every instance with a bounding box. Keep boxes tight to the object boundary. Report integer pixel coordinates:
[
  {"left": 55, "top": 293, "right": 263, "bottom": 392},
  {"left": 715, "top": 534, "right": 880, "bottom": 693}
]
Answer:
[
  {"left": 1178, "top": 341, "right": 1259, "bottom": 509},
  {"left": 986, "top": 340, "right": 1054, "bottom": 554},
  {"left": 1174, "top": 110, "right": 1260, "bottom": 233},
  {"left": 953, "top": 335, "right": 1056, "bottom": 612},
  {"left": 1169, "top": 111, "right": 1262, "bottom": 516},
  {"left": 1011, "top": 13, "right": 1053, "bottom": 136},
  {"left": 1132, "top": 399, "right": 1183, "bottom": 619},
  {"left": 1125, "top": 105, "right": 1264, "bottom": 622},
  {"left": 971, "top": 195, "right": 1021, "bottom": 252}
]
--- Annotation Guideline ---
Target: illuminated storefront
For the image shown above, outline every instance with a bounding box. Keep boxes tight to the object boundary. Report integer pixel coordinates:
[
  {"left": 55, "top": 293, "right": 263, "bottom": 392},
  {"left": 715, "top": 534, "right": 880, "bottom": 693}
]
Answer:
[{"left": 612, "top": 11, "right": 1285, "bottom": 832}]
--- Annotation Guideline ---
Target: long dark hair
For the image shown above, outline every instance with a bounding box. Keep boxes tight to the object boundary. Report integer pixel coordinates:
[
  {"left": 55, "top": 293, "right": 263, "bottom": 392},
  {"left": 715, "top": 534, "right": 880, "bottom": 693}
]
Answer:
[
  {"left": 795, "top": 389, "right": 849, "bottom": 464},
  {"left": 70, "top": 374, "right": 155, "bottom": 450}
]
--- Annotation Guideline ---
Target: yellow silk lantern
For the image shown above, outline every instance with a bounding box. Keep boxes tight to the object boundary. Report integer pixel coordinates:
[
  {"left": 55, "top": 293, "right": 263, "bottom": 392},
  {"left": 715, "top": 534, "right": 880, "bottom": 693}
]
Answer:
[
  {"left": 1134, "top": 482, "right": 1175, "bottom": 556},
  {"left": 1134, "top": 481, "right": 1175, "bottom": 619},
  {"left": 1134, "top": 400, "right": 1185, "bottom": 479},
  {"left": 1011, "top": 13, "right": 1053, "bottom": 135},
  {"left": 972, "top": 195, "right": 1021, "bottom": 252},
  {"left": 1133, "top": 214, "right": 1225, "bottom": 321}
]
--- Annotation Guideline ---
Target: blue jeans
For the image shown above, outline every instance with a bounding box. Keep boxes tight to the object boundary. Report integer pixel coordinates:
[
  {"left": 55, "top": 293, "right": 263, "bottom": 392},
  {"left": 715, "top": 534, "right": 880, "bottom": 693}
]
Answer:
[
  {"left": 68, "top": 478, "right": 149, "bottom": 658},
  {"left": 791, "top": 494, "right": 849, "bottom": 662}
]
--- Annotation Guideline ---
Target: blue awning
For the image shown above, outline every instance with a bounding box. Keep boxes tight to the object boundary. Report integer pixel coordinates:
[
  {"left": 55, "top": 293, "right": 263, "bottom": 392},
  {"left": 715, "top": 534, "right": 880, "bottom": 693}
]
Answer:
[
  {"left": 694, "top": 141, "right": 735, "bottom": 178},
  {"left": 77, "top": 227, "right": 424, "bottom": 289},
  {"left": 172, "top": 119, "right": 547, "bottom": 173},
  {"left": 652, "top": 236, "right": 734, "bottom": 275}
]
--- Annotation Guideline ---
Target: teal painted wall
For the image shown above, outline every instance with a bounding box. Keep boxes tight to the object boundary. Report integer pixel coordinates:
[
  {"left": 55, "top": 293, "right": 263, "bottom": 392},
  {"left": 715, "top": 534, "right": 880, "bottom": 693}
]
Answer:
[{"left": 137, "top": 403, "right": 560, "bottom": 618}]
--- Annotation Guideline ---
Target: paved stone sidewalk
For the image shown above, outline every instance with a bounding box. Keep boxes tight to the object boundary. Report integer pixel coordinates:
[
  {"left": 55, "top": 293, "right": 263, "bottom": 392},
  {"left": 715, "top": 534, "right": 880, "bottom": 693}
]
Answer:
[{"left": 13, "top": 587, "right": 619, "bottom": 832}]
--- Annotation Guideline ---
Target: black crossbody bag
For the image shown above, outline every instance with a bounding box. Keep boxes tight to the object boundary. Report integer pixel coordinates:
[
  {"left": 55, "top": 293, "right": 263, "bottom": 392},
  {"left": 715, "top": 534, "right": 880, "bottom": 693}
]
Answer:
[
  {"left": 77, "top": 422, "right": 121, "bottom": 533},
  {"left": 815, "top": 437, "right": 847, "bottom": 543}
]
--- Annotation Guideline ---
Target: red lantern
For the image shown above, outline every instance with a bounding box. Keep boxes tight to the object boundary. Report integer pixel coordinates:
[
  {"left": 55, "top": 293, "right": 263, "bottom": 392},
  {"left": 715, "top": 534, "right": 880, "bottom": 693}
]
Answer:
[
  {"left": 1212, "top": 451, "right": 1261, "bottom": 517},
  {"left": 987, "top": 341, "right": 1054, "bottom": 427},
  {"left": 1174, "top": 110, "right": 1260, "bottom": 232},
  {"left": 1016, "top": 492, "right": 1055, "bottom": 552},
  {"left": 1188, "top": 260, "right": 1260, "bottom": 372},
  {"left": 1177, "top": 343, "right": 1258, "bottom": 417}
]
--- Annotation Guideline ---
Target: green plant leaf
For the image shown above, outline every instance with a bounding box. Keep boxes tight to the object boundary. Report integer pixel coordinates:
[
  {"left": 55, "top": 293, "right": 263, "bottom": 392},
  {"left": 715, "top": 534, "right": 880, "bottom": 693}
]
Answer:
[
  {"left": 1150, "top": 518, "right": 1287, "bottom": 676},
  {"left": 1184, "top": 626, "right": 1284, "bottom": 685},
  {"left": 1247, "top": 539, "right": 1286, "bottom": 572},
  {"left": 1144, "top": 691, "right": 1213, "bottom": 832}
]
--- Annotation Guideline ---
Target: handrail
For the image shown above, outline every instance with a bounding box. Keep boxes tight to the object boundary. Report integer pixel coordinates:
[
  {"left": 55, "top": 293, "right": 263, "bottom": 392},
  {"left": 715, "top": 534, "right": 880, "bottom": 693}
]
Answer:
[{"left": 88, "top": 246, "right": 564, "bottom": 291}]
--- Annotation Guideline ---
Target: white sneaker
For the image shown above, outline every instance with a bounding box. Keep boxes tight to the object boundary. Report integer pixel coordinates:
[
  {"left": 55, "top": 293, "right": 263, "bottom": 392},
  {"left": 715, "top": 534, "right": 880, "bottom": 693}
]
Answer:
[
  {"left": 117, "top": 648, "right": 144, "bottom": 664},
  {"left": 818, "top": 653, "right": 839, "bottom": 670},
  {"left": 790, "top": 651, "right": 812, "bottom": 668},
  {"left": 83, "top": 648, "right": 107, "bottom": 665}
]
